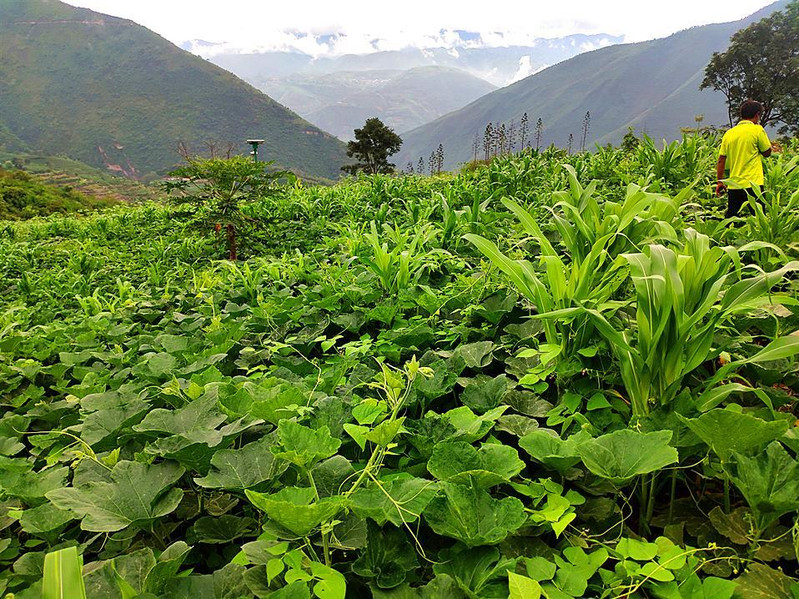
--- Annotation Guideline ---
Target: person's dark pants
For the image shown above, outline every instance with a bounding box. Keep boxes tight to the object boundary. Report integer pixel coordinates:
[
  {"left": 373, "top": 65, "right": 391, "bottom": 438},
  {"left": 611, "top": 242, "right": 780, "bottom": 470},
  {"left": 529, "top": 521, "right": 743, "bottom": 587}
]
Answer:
[{"left": 726, "top": 186, "right": 764, "bottom": 218}]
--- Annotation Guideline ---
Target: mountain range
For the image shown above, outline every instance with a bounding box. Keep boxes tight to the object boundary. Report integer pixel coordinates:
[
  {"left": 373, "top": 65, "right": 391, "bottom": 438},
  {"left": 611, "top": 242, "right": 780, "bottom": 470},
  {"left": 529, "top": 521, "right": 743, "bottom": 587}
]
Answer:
[
  {"left": 267, "top": 66, "right": 497, "bottom": 141},
  {"left": 0, "top": 0, "right": 347, "bottom": 181},
  {"left": 205, "top": 34, "right": 622, "bottom": 140},
  {"left": 394, "top": 1, "right": 790, "bottom": 170},
  {"left": 203, "top": 34, "right": 624, "bottom": 88}
]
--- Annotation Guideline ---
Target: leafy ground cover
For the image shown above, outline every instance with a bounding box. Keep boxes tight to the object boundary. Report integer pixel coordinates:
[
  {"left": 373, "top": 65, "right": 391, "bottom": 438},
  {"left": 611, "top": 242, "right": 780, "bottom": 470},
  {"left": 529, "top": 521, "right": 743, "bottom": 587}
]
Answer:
[{"left": 1, "top": 134, "right": 799, "bottom": 598}]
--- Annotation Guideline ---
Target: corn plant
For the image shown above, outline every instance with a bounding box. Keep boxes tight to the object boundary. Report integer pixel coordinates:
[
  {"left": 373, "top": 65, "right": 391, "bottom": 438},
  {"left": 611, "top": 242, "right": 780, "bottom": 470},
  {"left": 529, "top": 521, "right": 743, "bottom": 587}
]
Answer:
[
  {"left": 466, "top": 166, "right": 681, "bottom": 374},
  {"left": 42, "top": 546, "right": 87, "bottom": 599},
  {"left": 360, "top": 221, "right": 448, "bottom": 295},
  {"left": 741, "top": 187, "right": 799, "bottom": 265},
  {"left": 578, "top": 230, "right": 799, "bottom": 418}
]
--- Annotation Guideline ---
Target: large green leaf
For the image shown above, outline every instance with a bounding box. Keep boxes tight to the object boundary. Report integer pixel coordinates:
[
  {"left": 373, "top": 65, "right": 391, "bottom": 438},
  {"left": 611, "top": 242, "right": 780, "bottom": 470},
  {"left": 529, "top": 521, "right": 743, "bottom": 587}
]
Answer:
[
  {"left": 444, "top": 406, "right": 508, "bottom": 443},
  {"left": 46, "top": 461, "right": 184, "bottom": 532},
  {"left": 453, "top": 341, "right": 495, "bottom": 369},
  {"left": 1, "top": 466, "right": 68, "bottom": 504},
  {"left": 433, "top": 545, "right": 518, "bottom": 599},
  {"left": 194, "top": 436, "right": 287, "bottom": 490},
  {"left": 163, "top": 563, "right": 251, "bottom": 598},
  {"left": 188, "top": 515, "right": 256, "bottom": 544},
  {"left": 351, "top": 474, "right": 439, "bottom": 527},
  {"left": 427, "top": 441, "right": 524, "bottom": 488},
  {"left": 133, "top": 396, "right": 251, "bottom": 448},
  {"left": 351, "top": 523, "right": 418, "bottom": 589},
  {"left": 18, "top": 503, "right": 74, "bottom": 535},
  {"left": 245, "top": 380, "right": 307, "bottom": 424},
  {"left": 518, "top": 429, "right": 585, "bottom": 474},
  {"left": 724, "top": 441, "right": 799, "bottom": 531},
  {"left": 274, "top": 419, "right": 341, "bottom": 469},
  {"left": 460, "top": 375, "right": 508, "bottom": 413},
  {"left": 245, "top": 487, "right": 346, "bottom": 537},
  {"left": 576, "top": 429, "right": 678, "bottom": 485},
  {"left": 677, "top": 409, "right": 789, "bottom": 461},
  {"left": 370, "top": 575, "right": 465, "bottom": 599},
  {"left": 733, "top": 563, "right": 794, "bottom": 598},
  {"left": 423, "top": 482, "right": 526, "bottom": 547}
]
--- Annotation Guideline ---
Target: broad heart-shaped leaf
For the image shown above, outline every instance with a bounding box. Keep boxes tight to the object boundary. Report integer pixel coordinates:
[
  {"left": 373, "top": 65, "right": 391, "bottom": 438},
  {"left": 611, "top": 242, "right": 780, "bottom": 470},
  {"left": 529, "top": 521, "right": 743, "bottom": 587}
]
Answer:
[
  {"left": 677, "top": 409, "right": 788, "bottom": 461},
  {"left": 423, "top": 482, "right": 526, "bottom": 547},
  {"left": 444, "top": 405, "right": 508, "bottom": 443},
  {"left": 188, "top": 515, "right": 256, "bottom": 544},
  {"left": 245, "top": 487, "right": 346, "bottom": 537},
  {"left": 427, "top": 441, "right": 524, "bottom": 488},
  {"left": 352, "top": 522, "right": 418, "bottom": 589},
  {"left": 508, "top": 572, "right": 542, "bottom": 599},
  {"left": 677, "top": 409, "right": 789, "bottom": 461},
  {"left": 519, "top": 429, "right": 586, "bottom": 474},
  {"left": 163, "top": 563, "right": 251, "bottom": 598},
  {"left": 453, "top": 341, "right": 495, "bottom": 369},
  {"left": 274, "top": 419, "right": 341, "bottom": 469},
  {"left": 724, "top": 441, "right": 799, "bottom": 532},
  {"left": 733, "top": 563, "right": 794, "bottom": 599},
  {"left": 194, "top": 435, "right": 288, "bottom": 490},
  {"left": 46, "top": 461, "right": 184, "bottom": 532},
  {"left": 576, "top": 429, "right": 678, "bottom": 485},
  {"left": 243, "top": 379, "right": 307, "bottom": 424},
  {"left": 370, "top": 575, "right": 465, "bottom": 599},
  {"left": 460, "top": 375, "right": 509, "bottom": 413},
  {"left": 433, "top": 545, "right": 518, "bottom": 599},
  {"left": 132, "top": 396, "right": 227, "bottom": 445},
  {"left": 18, "top": 503, "right": 74, "bottom": 535},
  {"left": 351, "top": 474, "right": 439, "bottom": 527}
]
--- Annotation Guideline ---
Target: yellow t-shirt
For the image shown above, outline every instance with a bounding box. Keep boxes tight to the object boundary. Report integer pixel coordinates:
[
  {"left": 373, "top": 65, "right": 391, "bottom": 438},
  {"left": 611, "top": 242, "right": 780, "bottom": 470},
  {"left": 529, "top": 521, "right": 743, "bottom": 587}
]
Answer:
[{"left": 719, "top": 120, "right": 771, "bottom": 188}]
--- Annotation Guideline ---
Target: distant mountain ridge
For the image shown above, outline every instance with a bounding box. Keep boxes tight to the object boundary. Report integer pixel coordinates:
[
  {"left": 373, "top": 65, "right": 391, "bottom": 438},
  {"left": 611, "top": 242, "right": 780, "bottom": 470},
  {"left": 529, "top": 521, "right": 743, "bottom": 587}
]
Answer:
[
  {"left": 268, "top": 66, "right": 497, "bottom": 140},
  {"left": 0, "top": 0, "right": 348, "bottom": 180},
  {"left": 206, "top": 33, "right": 624, "bottom": 88},
  {"left": 395, "top": 1, "right": 790, "bottom": 171},
  {"left": 205, "top": 33, "right": 621, "bottom": 144}
]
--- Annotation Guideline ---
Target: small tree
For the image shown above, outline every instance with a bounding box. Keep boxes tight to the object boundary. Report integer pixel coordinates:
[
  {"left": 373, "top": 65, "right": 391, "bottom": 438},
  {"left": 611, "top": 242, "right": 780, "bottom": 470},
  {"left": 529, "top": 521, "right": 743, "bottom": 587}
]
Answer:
[
  {"left": 621, "top": 127, "right": 640, "bottom": 153},
  {"left": 520, "top": 113, "right": 529, "bottom": 149},
  {"left": 700, "top": 1, "right": 798, "bottom": 133},
  {"left": 342, "top": 117, "right": 403, "bottom": 175},
  {"left": 580, "top": 111, "right": 591, "bottom": 152},
  {"left": 483, "top": 123, "right": 493, "bottom": 161},
  {"left": 534, "top": 117, "right": 543, "bottom": 151},
  {"left": 164, "top": 155, "right": 292, "bottom": 260}
]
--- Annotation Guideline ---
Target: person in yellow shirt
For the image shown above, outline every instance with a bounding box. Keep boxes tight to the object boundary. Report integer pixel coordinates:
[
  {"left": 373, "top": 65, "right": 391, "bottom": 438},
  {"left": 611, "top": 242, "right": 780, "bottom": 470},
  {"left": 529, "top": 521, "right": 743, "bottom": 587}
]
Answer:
[{"left": 716, "top": 99, "right": 780, "bottom": 218}]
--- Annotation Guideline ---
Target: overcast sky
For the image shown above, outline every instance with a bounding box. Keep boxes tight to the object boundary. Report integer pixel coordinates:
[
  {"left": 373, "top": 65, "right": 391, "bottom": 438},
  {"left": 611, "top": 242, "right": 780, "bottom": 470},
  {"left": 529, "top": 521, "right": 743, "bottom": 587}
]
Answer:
[{"left": 63, "top": 0, "right": 775, "bottom": 55}]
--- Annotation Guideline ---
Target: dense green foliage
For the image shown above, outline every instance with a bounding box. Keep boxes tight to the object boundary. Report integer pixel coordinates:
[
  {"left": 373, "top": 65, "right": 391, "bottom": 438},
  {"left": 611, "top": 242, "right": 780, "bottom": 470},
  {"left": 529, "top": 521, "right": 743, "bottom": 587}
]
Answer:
[
  {"left": 1, "top": 135, "right": 799, "bottom": 598},
  {"left": 0, "top": 0, "right": 347, "bottom": 181},
  {"left": 701, "top": 0, "right": 799, "bottom": 133},
  {"left": 0, "top": 169, "right": 117, "bottom": 220}
]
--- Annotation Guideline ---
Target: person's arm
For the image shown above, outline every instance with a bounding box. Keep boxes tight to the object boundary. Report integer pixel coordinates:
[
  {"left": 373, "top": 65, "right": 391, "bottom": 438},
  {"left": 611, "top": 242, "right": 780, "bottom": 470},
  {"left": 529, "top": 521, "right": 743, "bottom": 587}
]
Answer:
[
  {"left": 716, "top": 155, "right": 727, "bottom": 196},
  {"left": 758, "top": 128, "right": 774, "bottom": 157}
]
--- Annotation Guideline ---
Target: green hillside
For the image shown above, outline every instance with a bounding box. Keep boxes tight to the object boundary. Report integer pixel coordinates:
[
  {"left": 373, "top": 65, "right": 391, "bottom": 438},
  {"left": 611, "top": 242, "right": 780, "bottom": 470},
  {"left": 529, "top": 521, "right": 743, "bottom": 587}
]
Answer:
[
  {"left": 0, "top": 0, "right": 348, "bottom": 180},
  {"left": 0, "top": 167, "right": 118, "bottom": 220},
  {"left": 396, "top": 1, "right": 789, "bottom": 170}
]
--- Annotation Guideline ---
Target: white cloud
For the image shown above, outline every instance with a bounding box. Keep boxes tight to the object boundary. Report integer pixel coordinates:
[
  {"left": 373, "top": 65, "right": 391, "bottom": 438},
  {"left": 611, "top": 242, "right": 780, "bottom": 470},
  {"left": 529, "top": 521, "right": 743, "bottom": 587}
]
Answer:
[{"left": 63, "top": 0, "right": 775, "bottom": 55}]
